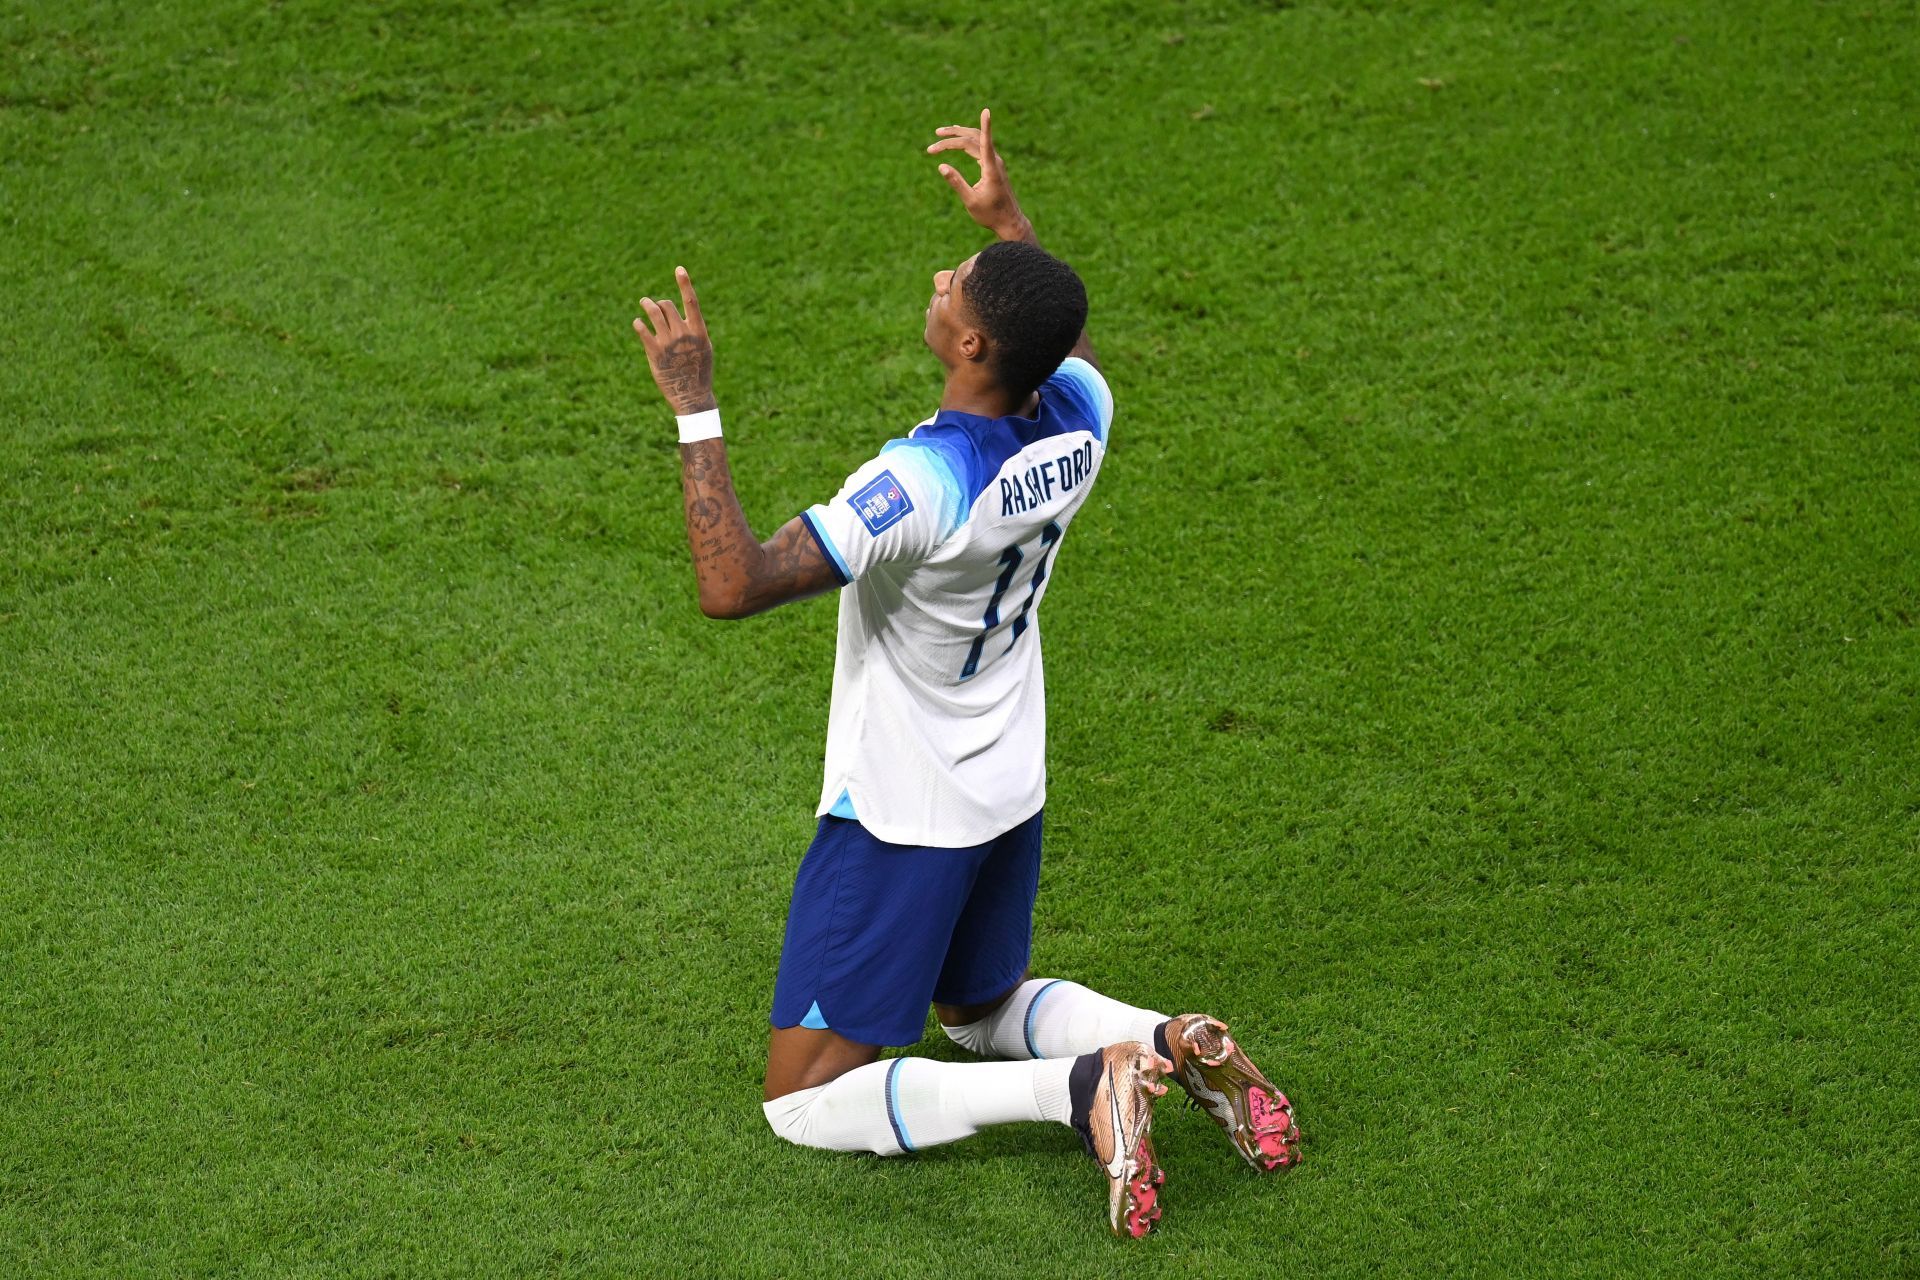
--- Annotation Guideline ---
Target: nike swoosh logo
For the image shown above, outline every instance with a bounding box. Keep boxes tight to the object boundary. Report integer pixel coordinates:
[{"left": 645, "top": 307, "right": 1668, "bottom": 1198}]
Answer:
[{"left": 1103, "top": 1062, "right": 1129, "bottom": 1178}]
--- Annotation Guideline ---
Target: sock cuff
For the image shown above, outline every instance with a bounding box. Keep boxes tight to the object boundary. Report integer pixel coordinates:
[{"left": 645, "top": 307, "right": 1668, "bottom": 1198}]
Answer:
[
  {"left": 1008, "top": 978, "right": 1168, "bottom": 1061},
  {"left": 1010, "top": 978, "right": 1068, "bottom": 1058},
  {"left": 1030, "top": 1057, "right": 1076, "bottom": 1126}
]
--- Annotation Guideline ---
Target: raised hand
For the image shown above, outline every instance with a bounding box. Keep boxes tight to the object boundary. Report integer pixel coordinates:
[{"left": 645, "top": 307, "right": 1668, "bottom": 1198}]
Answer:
[
  {"left": 927, "top": 108, "right": 1033, "bottom": 243},
  {"left": 632, "top": 266, "right": 717, "bottom": 415}
]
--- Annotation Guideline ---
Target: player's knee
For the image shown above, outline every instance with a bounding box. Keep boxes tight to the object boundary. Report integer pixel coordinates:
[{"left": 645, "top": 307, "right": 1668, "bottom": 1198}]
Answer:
[
  {"left": 762, "top": 1084, "right": 827, "bottom": 1147},
  {"left": 939, "top": 1017, "right": 996, "bottom": 1056},
  {"left": 761, "top": 1079, "right": 905, "bottom": 1157}
]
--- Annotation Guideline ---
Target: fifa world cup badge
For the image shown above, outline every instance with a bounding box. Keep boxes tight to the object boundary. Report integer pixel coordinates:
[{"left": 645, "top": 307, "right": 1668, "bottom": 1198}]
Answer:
[{"left": 850, "top": 469, "right": 915, "bottom": 535}]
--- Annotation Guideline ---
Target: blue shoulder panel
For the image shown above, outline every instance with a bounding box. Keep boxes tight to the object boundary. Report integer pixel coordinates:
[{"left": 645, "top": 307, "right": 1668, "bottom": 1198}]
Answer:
[
  {"left": 896, "top": 393, "right": 1094, "bottom": 517},
  {"left": 1043, "top": 358, "right": 1111, "bottom": 444}
]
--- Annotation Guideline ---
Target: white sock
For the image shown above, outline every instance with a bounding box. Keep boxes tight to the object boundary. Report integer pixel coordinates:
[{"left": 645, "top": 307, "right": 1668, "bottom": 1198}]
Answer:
[
  {"left": 762, "top": 1056, "right": 1078, "bottom": 1156},
  {"left": 942, "top": 978, "right": 1166, "bottom": 1060}
]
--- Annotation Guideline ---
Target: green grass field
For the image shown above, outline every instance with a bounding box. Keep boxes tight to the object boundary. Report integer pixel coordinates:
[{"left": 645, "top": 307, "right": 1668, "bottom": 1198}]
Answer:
[{"left": 4, "top": 0, "right": 1917, "bottom": 1274}]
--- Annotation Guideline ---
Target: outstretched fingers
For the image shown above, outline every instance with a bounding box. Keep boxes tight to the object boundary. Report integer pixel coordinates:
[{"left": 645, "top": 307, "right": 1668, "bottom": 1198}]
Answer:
[
  {"left": 675, "top": 266, "right": 704, "bottom": 332},
  {"left": 633, "top": 297, "right": 664, "bottom": 349},
  {"left": 926, "top": 109, "right": 999, "bottom": 174},
  {"left": 926, "top": 132, "right": 980, "bottom": 160},
  {"left": 637, "top": 293, "right": 685, "bottom": 340},
  {"left": 937, "top": 163, "right": 975, "bottom": 198}
]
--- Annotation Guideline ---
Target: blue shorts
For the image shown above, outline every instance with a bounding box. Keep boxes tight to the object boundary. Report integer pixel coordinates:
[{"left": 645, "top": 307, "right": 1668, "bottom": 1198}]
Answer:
[{"left": 770, "top": 810, "right": 1043, "bottom": 1047}]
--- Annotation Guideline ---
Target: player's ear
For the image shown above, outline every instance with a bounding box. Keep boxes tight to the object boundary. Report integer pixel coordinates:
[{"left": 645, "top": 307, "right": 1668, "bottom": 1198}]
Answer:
[{"left": 959, "top": 327, "right": 990, "bottom": 365}]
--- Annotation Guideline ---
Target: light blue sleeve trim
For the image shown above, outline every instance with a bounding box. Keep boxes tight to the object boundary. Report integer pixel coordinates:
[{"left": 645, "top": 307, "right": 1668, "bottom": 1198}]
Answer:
[
  {"left": 878, "top": 439, "right": 969, "bottom": 540},
  {"left": 801, "top": 507, "right": 853, "bottom": 583}
]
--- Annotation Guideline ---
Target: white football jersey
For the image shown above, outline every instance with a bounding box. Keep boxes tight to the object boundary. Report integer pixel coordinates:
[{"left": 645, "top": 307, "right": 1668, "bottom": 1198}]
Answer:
[{"left": 799, "top": 357, "right": 1114, "bottom": 847}]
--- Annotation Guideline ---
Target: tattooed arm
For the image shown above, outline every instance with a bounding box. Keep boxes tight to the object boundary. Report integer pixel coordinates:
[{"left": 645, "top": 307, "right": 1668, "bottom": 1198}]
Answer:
[
  {"left": 634, "top": 268, "right": 841, "bottom": 619},
  {"left": 678, "top": 446, "right": 839, "bottom": 618}
]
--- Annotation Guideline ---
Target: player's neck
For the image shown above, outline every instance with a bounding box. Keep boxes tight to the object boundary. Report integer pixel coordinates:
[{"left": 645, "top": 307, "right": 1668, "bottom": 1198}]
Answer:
[{"left": 939, "top": 371, "right": 1039, "bottom": 420}]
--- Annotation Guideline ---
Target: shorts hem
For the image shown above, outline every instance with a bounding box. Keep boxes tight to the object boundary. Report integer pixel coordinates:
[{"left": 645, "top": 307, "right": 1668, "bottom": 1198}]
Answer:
[
  {"left": 931, "top": 965, "right": 1030, "bottom": 1010},
  {"left": 768, "top": 1010, "right": 927, "bottom": 1049}
]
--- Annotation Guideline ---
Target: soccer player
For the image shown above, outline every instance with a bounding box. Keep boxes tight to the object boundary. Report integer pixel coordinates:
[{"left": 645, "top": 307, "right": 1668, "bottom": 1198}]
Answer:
[{"left": 630, "top": 110, "right": 1299, "bottom": 1237}]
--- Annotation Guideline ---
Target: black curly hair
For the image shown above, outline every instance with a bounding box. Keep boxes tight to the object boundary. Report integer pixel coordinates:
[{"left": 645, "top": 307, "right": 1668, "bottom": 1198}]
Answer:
[{"left": 962, "top": 240, "right": 1089, "bottom": 400}]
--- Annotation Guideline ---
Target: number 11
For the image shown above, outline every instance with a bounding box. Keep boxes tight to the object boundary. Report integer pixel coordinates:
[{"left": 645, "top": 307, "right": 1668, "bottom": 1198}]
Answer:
[{"left": 960, "top": 521, "right": 1062, "bottom": 680}]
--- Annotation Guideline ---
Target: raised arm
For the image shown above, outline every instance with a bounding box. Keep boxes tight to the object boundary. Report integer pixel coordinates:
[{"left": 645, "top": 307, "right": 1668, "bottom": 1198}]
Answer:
[
  {"left": 632, "top": 267, "right": 840, "bottom": 620},
  {"left": 928, "top": 108, "right": 1098, "bottom": 371}
]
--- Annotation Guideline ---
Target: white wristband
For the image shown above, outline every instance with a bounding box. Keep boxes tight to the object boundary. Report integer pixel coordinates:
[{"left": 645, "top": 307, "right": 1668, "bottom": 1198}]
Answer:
[{"left": 676, "top": 408, "right": 723, "bottom": 444}]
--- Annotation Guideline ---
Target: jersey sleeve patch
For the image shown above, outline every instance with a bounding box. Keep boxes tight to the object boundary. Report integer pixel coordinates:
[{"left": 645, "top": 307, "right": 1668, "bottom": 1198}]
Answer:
[
  {"left": 809, "top": 444, "right": 955, "bottom": 581},
  {"left": 848, "top": 468, "right": 915, "bottom": 536}
]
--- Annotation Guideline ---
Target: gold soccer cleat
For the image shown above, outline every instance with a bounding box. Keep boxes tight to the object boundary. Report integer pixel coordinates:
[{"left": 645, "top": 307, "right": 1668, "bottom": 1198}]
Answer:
[
  {"left": 1073, "top": 1041, "right": 1172, "bottom": 1238},
  {"left": 1164, "top": 1014, "right": 1301, "bottom": 1172}
]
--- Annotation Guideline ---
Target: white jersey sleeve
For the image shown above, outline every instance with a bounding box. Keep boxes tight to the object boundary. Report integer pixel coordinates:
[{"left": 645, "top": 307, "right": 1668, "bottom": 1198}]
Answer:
[
  {"left": 800, "top": 442, "right": 968, "bottom": 584},
  {"left": 1040, "top": 357, "right": 1114, "bottom": 443}
]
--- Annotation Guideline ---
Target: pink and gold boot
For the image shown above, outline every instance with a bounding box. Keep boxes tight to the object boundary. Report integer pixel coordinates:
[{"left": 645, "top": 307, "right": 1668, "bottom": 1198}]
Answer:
[
  {"left": 1163, "top": 1014, "right": 1301, "bottom": 1172},
  {"left": 1069, "top": 1041, "right": 1172, "bottom": 1238}
]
